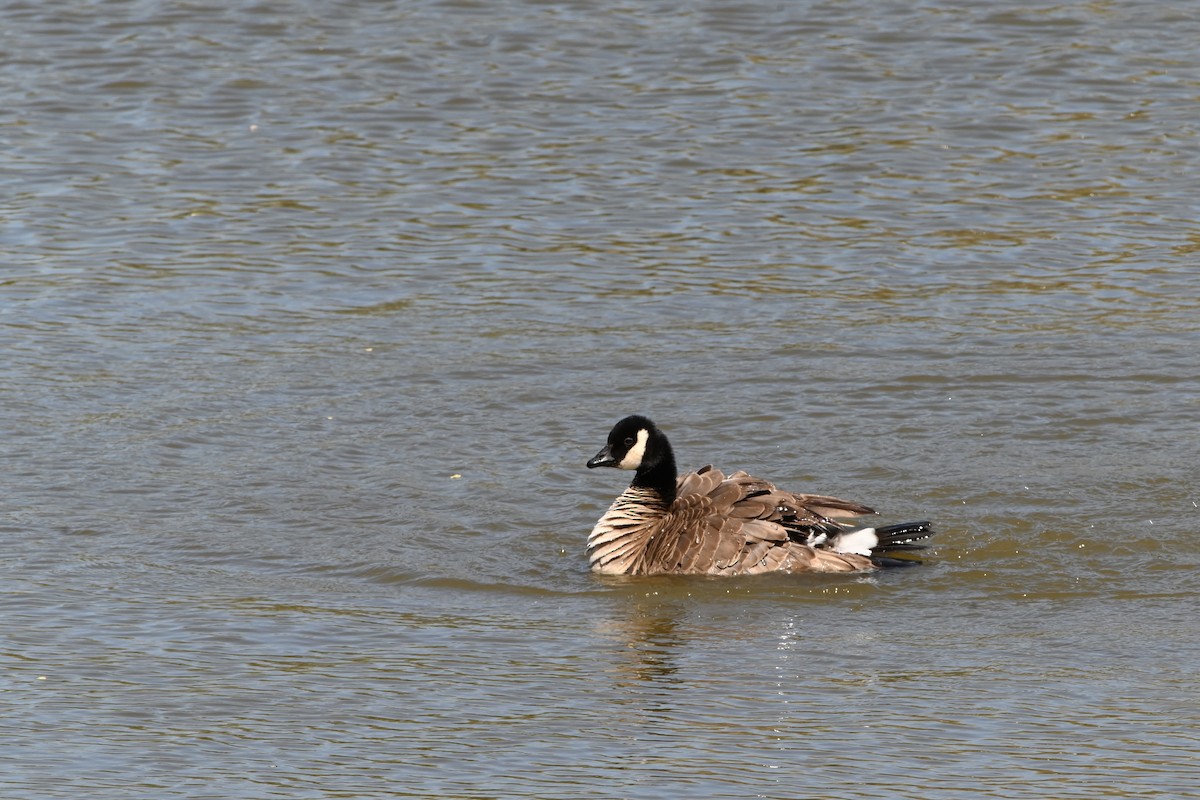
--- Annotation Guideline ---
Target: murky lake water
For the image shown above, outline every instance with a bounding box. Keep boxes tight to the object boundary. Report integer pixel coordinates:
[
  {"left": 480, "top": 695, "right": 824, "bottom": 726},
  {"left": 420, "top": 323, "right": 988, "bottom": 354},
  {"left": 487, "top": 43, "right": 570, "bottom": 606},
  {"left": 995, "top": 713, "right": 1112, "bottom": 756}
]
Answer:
[{"left": 4, "top": 1, "right": 1199, "bottom": 797}]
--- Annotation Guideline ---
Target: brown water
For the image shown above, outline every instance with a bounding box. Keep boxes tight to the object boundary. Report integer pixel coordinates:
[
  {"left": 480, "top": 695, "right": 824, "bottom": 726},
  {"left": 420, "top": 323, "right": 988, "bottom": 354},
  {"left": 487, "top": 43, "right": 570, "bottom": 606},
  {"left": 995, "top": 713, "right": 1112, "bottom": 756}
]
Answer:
[{"left": 4, "top": 1, "right": 1199, "bottom": 798}]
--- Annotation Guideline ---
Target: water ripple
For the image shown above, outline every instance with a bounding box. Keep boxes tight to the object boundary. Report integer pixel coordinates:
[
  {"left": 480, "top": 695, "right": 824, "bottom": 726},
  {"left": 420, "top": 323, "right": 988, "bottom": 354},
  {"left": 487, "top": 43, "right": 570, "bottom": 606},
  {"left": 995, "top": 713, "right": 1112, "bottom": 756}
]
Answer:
[{"left": 5, "top": 1, "right": 1200, "bottom": 798}]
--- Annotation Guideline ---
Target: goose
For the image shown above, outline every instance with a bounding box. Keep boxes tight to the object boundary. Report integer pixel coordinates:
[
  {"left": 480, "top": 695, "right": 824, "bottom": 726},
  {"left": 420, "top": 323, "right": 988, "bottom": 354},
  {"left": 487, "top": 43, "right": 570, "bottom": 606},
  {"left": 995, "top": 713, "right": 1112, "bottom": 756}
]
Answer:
[{"left": 585, "top": 415, "right": 933, "bottom": 576}]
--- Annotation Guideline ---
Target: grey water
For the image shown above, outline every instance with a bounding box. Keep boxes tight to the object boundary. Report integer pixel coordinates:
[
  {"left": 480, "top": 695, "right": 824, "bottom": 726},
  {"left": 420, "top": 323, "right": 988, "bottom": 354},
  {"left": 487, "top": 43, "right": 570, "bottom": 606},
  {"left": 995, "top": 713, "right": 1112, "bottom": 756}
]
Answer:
[{"left": 4, "top": 1, "right": 1199, "bottom": 797}]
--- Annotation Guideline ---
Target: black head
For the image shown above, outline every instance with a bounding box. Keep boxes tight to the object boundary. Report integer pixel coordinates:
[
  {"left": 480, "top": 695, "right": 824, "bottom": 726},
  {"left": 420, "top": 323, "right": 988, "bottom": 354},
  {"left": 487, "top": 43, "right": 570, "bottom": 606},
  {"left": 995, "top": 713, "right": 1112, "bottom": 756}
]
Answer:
[
  {"left": 586, "top": 415, "right": 658, "bottom": 470},
  {"left": 586, "top": 415, "right": 678, "bottom": 502}
]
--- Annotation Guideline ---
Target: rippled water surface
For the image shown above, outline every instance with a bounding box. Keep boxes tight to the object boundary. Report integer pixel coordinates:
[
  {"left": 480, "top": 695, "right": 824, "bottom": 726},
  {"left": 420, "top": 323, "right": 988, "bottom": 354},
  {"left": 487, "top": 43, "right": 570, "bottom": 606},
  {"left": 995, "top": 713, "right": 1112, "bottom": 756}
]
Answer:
[{"left": 4, "top": 1, "right": 1199, "bottom": 797}]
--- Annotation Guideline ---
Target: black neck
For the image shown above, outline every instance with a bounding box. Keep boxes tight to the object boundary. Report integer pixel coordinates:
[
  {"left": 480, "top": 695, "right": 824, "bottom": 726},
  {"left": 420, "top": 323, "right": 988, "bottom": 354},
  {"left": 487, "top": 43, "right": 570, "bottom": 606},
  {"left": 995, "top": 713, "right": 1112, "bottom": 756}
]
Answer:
[{"left": 631, "top": 439, "right": 678, "bottom": 506}]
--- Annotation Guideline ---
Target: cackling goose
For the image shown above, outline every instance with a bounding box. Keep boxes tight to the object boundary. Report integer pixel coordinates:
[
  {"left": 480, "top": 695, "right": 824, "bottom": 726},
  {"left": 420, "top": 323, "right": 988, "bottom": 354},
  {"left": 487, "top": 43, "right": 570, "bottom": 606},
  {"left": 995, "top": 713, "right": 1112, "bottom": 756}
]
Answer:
[{"left": 585, "top": 415, "right": 933, "bottom": 576}]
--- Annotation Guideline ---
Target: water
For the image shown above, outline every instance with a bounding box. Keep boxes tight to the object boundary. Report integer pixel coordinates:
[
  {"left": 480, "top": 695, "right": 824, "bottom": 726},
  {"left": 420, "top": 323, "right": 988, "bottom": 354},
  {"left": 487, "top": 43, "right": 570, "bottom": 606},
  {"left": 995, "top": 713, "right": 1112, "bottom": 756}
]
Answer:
[{"left": 4, "top": 0, "right": 1199, "bottom": 797}]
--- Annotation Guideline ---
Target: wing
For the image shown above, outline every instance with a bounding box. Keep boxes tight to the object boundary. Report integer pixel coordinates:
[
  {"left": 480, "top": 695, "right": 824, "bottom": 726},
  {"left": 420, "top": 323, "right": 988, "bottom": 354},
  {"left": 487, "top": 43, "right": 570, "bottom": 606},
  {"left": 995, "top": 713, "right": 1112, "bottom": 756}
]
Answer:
[
  {"left": 718, "top": 469, "right": 875, "bottom": 539},
  {"left": 657, "top": 467, "right": 877, "bottom": 575}
]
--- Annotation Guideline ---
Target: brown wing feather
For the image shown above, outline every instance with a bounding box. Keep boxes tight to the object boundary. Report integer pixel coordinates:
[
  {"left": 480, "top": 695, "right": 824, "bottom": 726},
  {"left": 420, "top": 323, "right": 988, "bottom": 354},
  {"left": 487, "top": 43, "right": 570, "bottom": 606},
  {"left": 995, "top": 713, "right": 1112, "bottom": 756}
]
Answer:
[
  {"left": 716, "top": 471, "right": 874, "bottom": 532},
  {"left": 664, "top": 499, "right": 723, "bottom": 572},
  {"left": 655, "top": 467, "right": 879, "bottom": 576},
  {"left": 790, "top": 493, "right": 876, "bottom": 519},
  {"left": 676, "top": 464, "right": 723, "bottom": 499}
]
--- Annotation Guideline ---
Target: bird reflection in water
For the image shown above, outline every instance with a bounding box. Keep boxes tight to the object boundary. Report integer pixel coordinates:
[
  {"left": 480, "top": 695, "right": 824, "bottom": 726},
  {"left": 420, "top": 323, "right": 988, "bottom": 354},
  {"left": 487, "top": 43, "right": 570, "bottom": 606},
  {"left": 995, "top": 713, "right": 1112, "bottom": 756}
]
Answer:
[{"left": 595, "top": 593, "right": 687, "bottom": 694}]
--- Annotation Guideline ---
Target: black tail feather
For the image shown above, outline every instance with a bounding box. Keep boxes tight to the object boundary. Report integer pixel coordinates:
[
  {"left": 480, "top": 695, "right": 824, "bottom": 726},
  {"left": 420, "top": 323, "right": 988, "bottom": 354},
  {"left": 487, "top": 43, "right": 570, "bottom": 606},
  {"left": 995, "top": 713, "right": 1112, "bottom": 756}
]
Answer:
[{"left": 872, "top": 521, "right": 934, "bottom": 565}]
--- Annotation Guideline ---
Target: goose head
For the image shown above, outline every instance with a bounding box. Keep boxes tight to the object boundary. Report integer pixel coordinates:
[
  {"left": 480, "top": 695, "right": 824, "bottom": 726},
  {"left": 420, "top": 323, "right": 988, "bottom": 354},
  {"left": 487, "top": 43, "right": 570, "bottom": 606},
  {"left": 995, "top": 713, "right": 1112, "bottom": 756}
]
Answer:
[
  {"left": 586, "top": 415, "right": 658, "bottom": 470},
  {"left": 587, "top": 415, "right": 679, "bottom": 502}
]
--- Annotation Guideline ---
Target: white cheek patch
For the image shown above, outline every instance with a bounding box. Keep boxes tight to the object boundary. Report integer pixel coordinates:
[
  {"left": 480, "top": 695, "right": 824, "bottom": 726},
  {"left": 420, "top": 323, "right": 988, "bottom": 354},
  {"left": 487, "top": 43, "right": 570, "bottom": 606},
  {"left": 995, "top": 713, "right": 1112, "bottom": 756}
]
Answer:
[{"left": 617, "top": 428, "right": 649, "bottom": 470}]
